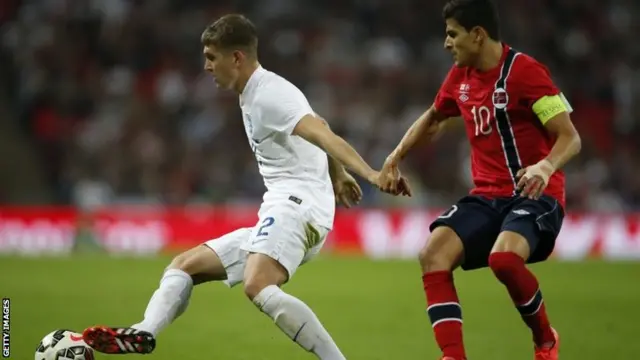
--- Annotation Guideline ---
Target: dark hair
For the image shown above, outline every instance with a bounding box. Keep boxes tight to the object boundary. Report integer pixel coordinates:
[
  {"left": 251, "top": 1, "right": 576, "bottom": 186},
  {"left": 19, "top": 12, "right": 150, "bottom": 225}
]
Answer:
[
  {"left": 442, "top": 0, "right": 500, "bottom": 40},
  {"left": 201, "top": 14, "right": 258, "bottom": 55}
]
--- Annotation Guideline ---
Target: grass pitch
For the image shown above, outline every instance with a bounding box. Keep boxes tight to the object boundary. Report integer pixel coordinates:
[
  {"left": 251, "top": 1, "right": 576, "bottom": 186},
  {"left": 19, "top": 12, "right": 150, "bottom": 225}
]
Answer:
[{"left": 1, "top": 255, "right": 637, "bottom": 359}]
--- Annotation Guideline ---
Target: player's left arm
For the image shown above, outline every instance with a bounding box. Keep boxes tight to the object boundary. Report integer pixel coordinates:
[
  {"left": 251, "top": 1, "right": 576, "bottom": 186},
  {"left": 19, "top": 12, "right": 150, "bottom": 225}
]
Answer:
[
  {"left": 293, "top": 115, "right": 410, "bottom": 196},
  {"left": 293, "top": 115, "right": 377, "bottom": 184},
  {"left": 312, "top": 117, "right": 349, "bottom": 179},
  {"left": 258, "top": 88, "right": 406, "bottom": 194},
  {"left": 515, "top": 60, "right": 582, "bottom": 199},
  {"left": 537, "top": 99, "right": 582, "bottom": 172},
  {"left": 317, "top": 117, "right": 364, "bottom": 207}
]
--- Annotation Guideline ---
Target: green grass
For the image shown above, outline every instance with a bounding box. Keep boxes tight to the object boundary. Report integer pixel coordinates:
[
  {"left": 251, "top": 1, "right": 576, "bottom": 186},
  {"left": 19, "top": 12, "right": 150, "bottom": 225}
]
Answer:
[{"left": 1, "top": 255, "right": 638, "bottom": 359}]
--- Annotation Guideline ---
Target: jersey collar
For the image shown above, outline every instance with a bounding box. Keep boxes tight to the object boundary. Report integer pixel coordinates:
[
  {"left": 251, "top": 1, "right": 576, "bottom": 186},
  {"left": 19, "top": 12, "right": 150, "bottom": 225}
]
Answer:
[{"left": 241, "top": 65, "right": 266, "bottom": 99}]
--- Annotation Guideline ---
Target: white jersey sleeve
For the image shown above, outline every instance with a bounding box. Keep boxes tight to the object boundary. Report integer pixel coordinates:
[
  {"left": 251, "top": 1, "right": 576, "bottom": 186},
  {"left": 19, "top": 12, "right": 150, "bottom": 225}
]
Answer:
[{"left": 255, "top": 83, "right": 314, "bottom": 135}]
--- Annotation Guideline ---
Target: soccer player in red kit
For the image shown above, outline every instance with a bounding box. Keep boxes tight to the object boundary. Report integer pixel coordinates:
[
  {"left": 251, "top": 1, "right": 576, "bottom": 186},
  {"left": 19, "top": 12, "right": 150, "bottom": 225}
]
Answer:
[{"left": 380, "top": 1, "right": 581, "bottom": 359}]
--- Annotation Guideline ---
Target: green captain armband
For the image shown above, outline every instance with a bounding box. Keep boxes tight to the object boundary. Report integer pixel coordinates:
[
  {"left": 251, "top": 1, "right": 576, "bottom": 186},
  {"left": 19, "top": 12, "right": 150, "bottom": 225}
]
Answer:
[{"left": 532, "top": 93, "right": 573, "bottom": 125}]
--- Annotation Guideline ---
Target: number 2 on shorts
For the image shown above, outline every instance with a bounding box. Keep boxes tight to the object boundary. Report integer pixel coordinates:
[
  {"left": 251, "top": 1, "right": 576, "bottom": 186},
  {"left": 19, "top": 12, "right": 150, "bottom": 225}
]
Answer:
[{"left": 257, "top": 217, "right": 275, "bottom": 237}]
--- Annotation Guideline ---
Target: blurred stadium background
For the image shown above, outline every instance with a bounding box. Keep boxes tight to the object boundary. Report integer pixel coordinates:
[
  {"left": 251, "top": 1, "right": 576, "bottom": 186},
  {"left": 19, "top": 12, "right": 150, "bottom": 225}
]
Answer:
[{"left": 0, "top": 0, "right": 638, "bottom": 359}]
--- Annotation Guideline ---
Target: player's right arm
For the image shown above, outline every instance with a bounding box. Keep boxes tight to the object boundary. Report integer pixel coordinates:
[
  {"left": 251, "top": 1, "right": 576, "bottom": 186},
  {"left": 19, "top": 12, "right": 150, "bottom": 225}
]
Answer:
[
  {"left": 387, "top": 106, "right": 447, "bottom": 164},
  {"left": 381, "top": 67, "right": 460, "bottom": 192}
]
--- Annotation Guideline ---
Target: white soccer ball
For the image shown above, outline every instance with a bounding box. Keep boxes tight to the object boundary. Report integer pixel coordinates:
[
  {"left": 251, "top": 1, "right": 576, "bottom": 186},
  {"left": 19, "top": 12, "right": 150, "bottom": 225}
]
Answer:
[{"left": 35, "top": 329, "right": 95, "bottom": 360}]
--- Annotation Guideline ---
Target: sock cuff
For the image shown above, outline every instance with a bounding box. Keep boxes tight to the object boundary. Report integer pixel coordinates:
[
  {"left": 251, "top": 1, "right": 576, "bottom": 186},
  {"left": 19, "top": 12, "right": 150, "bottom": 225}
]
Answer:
[
  {"left": 162, "top": 268, "right": 194, "bottom": 286},
  {"left": 422, "top": 270, "right": 453, "bottom": 284},
  {"left": 252, "top": 285, "right": 281, "bottom": 310}
]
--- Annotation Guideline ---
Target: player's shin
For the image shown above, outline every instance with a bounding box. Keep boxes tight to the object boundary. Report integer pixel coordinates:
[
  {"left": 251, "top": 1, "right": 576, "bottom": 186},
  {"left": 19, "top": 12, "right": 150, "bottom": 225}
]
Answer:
[
  {"left": 423, "top": 271, "right": 466, "bottom": 360},
  {"left": 132, "top": 268, "right": 193, "bottom": 337},
  {"left": 252, "top": 285, "right": 346, "bottom": 360},
  {"left": 488, "top": 252, "right": 555, "bottom": 347}
]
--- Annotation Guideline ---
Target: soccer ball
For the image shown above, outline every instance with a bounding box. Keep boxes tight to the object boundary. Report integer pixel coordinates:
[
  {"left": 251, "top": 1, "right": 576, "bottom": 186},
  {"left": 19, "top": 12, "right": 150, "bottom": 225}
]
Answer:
[{"left": 35, "top": 329, "right": 95, "bottom": 360}]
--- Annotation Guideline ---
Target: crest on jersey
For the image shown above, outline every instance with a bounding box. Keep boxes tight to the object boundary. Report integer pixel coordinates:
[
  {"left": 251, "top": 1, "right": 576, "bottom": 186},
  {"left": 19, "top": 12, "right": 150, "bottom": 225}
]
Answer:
[
  {"left": 458, "top": 83, "right": 470, "bottom": 103},
  {"left": 492, "top": 88, "right": 509, "bottom": 109}
]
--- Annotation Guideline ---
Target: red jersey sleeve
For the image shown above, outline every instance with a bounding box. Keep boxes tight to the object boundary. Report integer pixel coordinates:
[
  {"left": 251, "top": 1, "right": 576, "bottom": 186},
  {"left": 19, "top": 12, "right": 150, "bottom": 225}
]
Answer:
[
  {"left": 433, "top": 66, "right": 461, "bottom": 118},
  {"left": 514, "top": 56, "right": 561, "bottom": 108}
]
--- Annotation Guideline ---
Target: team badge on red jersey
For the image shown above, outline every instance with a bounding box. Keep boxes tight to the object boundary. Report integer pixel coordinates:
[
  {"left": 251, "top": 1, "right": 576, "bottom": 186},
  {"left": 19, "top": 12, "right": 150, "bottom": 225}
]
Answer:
[{"left": 492, "top": 88, "right": 509, "bottom": 109}]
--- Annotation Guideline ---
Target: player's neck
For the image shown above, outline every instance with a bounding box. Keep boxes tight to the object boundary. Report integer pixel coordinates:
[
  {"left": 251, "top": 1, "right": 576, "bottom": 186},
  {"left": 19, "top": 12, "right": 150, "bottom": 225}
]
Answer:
[
  {"left": 474, "top": 41, "right": 504, "bottom": 72},
  {"left": 234, "top": 61, "right": 261, "bottom": 94}
]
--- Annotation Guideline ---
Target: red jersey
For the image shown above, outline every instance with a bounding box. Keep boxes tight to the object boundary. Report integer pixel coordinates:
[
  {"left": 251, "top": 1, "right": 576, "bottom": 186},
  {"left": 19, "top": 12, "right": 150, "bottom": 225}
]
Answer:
[{"left": 434, "top": 44, "right": 566, "bottom": 208}]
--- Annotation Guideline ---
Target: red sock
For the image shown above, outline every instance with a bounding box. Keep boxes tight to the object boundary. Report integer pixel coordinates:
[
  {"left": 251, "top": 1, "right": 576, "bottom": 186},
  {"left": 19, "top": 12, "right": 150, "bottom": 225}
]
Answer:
[
  {"left": 423, "top": 271, "right": 466, "bottom": 360},
  {"left": 488, "top": 252, "right": 555, "bottom": 346}
]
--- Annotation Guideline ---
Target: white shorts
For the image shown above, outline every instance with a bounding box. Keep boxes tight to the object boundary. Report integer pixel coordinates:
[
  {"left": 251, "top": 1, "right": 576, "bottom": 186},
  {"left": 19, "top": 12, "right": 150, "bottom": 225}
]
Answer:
[{"left": 204, "top": 200, "right": 330, "bottom": 287}]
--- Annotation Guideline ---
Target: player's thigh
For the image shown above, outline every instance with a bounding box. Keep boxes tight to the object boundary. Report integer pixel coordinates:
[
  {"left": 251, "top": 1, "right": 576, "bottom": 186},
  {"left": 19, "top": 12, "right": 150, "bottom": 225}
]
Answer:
[
  {"left": 427, "top": 196, "right": 503, "bottom": 271},
  {"left": 241, "top": 202, "right": 324, "bottom": 289},
  {"left": 496, "top": 195, "right": 564, "bottom": 263},
  {"left": 201, "top": 227, "right": 253, "bottom": 287},
  {"left": 167, "top": 244, "right": 227, "bottom": 285}
]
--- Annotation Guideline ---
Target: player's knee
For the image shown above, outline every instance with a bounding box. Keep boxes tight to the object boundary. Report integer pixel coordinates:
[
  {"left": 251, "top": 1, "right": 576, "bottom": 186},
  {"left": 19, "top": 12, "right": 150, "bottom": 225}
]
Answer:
[
  {"left": 243, "top": 276, "right": 270, "bottom": 300},
  {"left": 243, "top": 270, "right": 287, "bottom": 300},
  {"left": 492, "top": 231, "right": 531, "bottom": 259},
  {"left": 165, "top": 245, "right": 226, "bottom": 284},
  {"left": 418, "top": 227, "right": 463, "bottom": 273},
  {"left": 168, "top": 251, "right": 194, "bottom": 274},
  {"left": 243, "top": 253, "right": 288, "bottom": 300},
  {"left": 488, "top": 251, "right": 525, "bottom": 279},
  {"left": 419, "top": 246, "right": 452, "bottom": 272}
]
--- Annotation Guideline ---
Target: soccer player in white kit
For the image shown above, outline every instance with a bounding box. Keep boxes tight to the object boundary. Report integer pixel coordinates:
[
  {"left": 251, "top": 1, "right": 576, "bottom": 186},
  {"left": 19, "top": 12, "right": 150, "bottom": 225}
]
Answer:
[{"left": 81, "top": 14, "right": 411, "bottom": 359}]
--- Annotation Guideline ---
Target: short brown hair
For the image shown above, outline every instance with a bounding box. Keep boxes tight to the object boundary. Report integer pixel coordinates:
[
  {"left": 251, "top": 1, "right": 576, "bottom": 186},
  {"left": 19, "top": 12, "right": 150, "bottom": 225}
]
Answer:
[
  {"left": 443, "top": 0, "right": 500, "bottom": 40},
  {"left": 201, "top": 14, "right": 258, "bottom": 56}
]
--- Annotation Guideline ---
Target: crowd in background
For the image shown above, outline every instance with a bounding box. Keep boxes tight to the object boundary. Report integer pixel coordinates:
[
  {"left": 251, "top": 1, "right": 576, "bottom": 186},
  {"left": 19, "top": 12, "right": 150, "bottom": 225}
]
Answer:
[{"left": 1, "top": 0, "right": 639, "bottom": 211}]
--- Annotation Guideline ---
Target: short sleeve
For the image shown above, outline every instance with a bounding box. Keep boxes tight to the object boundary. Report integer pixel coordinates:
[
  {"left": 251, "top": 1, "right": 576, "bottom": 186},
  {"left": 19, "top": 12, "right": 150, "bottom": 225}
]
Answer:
[
  {"left": 257, "top": 83, "right": 314, "bottom": 135},
  {"left": 517, "top": 60, "right": 560, "bottom": 102},
  {"left": 433, "top": 67, "right": 461, "bottom": 118},
  {"left": 516, "top": 59, "right": 573, "bottom": 124}
]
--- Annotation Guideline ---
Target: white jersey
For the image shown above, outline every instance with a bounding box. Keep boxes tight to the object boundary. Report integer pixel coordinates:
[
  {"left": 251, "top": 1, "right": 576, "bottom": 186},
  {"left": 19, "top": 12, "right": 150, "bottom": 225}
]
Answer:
[{"left": 239, "top": 66, "right": 335, "bottom": 229}]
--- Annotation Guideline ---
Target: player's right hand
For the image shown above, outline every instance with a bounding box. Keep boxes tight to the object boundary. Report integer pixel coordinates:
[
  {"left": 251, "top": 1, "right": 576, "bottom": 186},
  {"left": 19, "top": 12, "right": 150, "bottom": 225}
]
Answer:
[
  {"left": 393, "top": 176, "right": 412, "bottom": 197},
  {"left": 377, "top": 157, "right": 412, "bottom": 197}
]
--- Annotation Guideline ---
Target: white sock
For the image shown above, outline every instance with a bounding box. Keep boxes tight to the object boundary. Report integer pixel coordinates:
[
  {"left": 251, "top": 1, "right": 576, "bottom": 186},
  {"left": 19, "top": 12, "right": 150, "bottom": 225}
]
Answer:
[
  {"left": 132, "top": 269, "right": 193, "bottom": 337},
  {"left": 253, "top": 285, "right": 345, "bottom": 360}
]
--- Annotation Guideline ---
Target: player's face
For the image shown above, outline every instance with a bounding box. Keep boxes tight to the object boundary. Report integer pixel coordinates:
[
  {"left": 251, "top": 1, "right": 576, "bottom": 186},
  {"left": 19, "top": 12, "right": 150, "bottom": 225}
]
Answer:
[
  {"left": 203, "top": 45, "right": 242, "bottom": 90},
  {"left": 444, "top": 18, "right": 482, "bottom": 67}
]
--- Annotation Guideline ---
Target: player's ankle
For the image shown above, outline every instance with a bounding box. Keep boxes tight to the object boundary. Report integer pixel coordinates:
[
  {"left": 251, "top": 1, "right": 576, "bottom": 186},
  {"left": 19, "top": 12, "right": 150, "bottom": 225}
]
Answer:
[
  {"left": 534, "top": 327, "right": 556, "bottom": 348},
  {"left": 535, "top": 338, "right": 555, "bottom": 350},
  {"left": 130, "top": 323, "right": 156, "bottom": 337}
]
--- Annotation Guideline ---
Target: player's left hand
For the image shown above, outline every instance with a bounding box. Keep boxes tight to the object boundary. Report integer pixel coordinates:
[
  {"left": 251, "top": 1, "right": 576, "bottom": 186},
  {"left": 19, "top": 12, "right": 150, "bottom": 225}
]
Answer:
[
  {"left": 516, "top": 159, "right": 555, "bottom": 200},
  {"left": 333, "top": 172, "right": 363, "bottom": 208}
]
